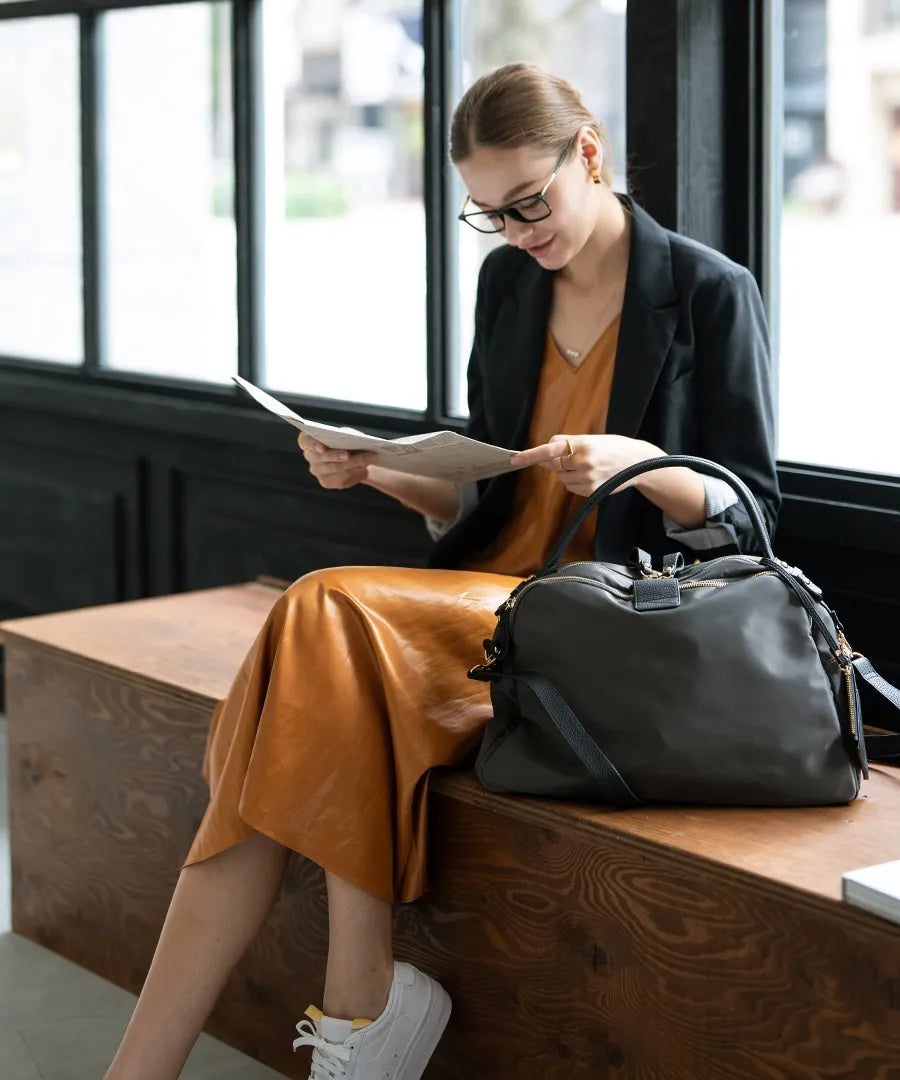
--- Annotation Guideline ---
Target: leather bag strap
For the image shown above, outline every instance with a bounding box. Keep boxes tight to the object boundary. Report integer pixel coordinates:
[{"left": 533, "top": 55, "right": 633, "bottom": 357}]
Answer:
[
  {"left": 477, "top": 668, "right": 641, "bottom": 807},
  {"left": 855, "top": 655, "right": 900, "bottom": 761},
  {"left": 544, "top": 455, "right": 775, "bottom": 573}
]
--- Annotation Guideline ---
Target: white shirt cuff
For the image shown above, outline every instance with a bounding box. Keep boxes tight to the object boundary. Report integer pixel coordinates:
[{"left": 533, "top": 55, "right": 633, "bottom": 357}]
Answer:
[
  {"left": 424, "top": 482, "right": 479, "bottom": 541},
  {"left": 662, "top": 475, "right": 740, "bottom": 551}
]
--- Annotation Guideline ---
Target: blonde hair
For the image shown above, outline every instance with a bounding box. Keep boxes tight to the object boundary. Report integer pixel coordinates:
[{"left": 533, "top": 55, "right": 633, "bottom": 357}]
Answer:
[{"left": 449, "top": 62, "right": 614, "bottom": 185}]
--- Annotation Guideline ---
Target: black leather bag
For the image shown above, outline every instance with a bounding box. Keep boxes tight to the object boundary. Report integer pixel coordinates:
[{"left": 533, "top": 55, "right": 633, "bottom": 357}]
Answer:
[{"left": 469, "top": 456, "right": 900, "bottom": 807}]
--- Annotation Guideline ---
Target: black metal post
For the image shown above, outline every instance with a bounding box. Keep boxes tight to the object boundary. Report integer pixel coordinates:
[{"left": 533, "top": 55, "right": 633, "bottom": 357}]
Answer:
[
  {"left": 80, "top": 9, "right": 106, "bottom": 373},
  {"left": 233, "top": 0, "right": 263, "bottom": 384}
]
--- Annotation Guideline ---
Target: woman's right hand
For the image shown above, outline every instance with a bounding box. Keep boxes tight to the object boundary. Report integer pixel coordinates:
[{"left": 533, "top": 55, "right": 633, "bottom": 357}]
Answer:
[{"left": 298, "top": 434, "right": 378, "bottom": 490}]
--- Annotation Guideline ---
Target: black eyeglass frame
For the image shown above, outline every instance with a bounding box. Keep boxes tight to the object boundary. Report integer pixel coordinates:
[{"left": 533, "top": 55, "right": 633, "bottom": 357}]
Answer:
[{"left": 457, "top": 143, "right": 572, "bottom": 234}]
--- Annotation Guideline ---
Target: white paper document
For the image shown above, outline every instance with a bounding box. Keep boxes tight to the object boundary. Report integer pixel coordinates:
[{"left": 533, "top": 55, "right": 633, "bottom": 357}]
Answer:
[
  {"left": 233, "top": 376, "right": 527, "bottom": 483},
  {"left": 841, "top": 859, "right": 900, "bottom": 926}
]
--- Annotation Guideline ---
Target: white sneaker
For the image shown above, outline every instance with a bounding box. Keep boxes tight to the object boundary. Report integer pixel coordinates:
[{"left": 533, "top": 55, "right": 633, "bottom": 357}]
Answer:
[{"left": 292, "top": 960, "right": 452, "bottom": 1080}]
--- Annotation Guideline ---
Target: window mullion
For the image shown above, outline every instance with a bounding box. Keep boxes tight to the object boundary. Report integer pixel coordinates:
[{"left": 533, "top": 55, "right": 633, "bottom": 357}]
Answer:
[
  {"left": 424, "top": 0, "right": 449, "bottom": 428},
  {"left": 760, "top": 0, "right": 783, "bottom": 393},
  {"left": 80, "top": 9, "right": 106, "bottom": 375},
  {"left": 233, "top": 0, "right": 263, "bottom": 384}
]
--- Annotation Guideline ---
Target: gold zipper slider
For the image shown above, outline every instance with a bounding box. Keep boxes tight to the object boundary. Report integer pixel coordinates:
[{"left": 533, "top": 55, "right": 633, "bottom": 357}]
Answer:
[{"left": 835, "top": 628, "right": 854, "bottom": 670}]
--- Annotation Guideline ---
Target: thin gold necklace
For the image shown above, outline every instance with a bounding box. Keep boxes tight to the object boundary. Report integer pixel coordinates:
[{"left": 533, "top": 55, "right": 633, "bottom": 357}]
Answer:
[{"left": 559, "top": 309, "right": 610, "bottom": 362}]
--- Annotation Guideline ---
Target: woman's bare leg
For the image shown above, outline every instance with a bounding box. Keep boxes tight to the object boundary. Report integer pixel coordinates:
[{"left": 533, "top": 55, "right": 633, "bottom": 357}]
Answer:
[
  {"left": 104, "top": 844, "right": 396, "bottom": 1079},
  {"left": 104, "top": 833, "right": 289, "bottom": 1080},
  {"left": 322, "top": 871, "right": 394, "bottom": 1021}
]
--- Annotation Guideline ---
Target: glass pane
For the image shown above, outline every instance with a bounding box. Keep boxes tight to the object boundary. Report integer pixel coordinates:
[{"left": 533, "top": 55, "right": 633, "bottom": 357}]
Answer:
[
  {"left": 778, "top": 0, "right": 900, "bottom": 473},
  {"left": 449, "top": 0, "right": 628, "bottom": 417},
  {"left": 260, "top": 0, "right": 426, "bottom": 410},
  {"left": 103, "top": 3, "right": 236, "bottom": 381},
  {"left": 0, "top": 16, "right": 82, "bottom": 363}
]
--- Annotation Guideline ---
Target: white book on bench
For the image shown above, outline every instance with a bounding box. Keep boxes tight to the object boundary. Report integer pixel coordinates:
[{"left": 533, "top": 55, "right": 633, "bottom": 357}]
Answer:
[{"left": 841, "top": 860, "right": 900, "bottom": 926}]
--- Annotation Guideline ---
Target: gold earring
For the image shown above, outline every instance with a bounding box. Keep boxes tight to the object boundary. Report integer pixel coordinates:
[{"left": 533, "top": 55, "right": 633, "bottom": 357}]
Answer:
[{"left": 591, "top": 171, "right": 602, "bottom": 185}]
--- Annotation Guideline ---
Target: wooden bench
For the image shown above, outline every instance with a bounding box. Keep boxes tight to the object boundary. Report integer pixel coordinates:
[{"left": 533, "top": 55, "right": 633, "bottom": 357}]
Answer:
[{"left": 2, "top": 583, "right": 900, "bottom": 1079}]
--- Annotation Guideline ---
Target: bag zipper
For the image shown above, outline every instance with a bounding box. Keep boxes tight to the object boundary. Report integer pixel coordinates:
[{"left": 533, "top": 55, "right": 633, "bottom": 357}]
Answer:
[
  {"left": 505, "top": 574, "right": 629, "bottom": 629},
  {"left": 559, "top": 561, "right": 636, "bottom": 581},
  {"left": 506, "top": 570, "right": 777, "bottom": 637},
  {"left": 559, "top": 554, "right": 764, "bottom": 581},
  {"left": 681, "top": 574, "right": 776, "bottom": 589},
  {"left": 842, "top": 666, "right": 860, "bottom": 741},
  {"left": 834, "top": 629, "right": 860, "bottom": 742}
]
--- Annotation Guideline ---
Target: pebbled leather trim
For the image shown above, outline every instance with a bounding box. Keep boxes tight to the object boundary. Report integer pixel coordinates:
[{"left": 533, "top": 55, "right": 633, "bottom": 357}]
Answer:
[{"left": 633, "top": 577, "right": 681, "bottom": 611}]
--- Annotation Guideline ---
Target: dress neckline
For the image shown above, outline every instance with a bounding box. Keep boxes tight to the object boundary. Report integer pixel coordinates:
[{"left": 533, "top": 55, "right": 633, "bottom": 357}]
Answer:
[{"left": 550, "top": 312, "right": 622, "bottom": 372}]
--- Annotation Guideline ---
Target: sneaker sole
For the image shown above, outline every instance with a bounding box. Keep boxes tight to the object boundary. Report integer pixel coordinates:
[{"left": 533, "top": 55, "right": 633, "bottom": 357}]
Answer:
[{"left": 395, "top": 978, "right": 452, "bottom": 1080}]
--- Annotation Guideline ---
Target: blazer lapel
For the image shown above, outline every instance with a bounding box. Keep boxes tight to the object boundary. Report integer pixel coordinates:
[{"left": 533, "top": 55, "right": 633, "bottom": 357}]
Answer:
[
  {"left": 483, "top": 256, "right": 553, "bottom": 451},
  {"left": 605, "top": 198, "right": 680, "bottom": 438},
  {"left": 481, "top": 197, "right": 679, "bottom": 450}
]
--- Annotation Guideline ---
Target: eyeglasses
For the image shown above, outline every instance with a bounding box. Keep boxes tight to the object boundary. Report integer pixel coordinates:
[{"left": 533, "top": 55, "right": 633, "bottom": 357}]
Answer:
[{"left": 458, "top": 144, "right": 571, "bottom": 234}]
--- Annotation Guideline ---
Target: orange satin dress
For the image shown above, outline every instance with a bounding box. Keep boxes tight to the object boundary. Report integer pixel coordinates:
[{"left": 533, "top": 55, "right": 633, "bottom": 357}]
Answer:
[{"left": 185, "top": 315, "right": 621, "bottom": 903}]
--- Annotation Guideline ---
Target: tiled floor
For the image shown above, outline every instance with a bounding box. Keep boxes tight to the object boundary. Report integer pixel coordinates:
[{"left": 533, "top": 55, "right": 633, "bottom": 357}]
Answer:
[{"left": 0, "top": 716, "right": 285, "bottom": 1079}]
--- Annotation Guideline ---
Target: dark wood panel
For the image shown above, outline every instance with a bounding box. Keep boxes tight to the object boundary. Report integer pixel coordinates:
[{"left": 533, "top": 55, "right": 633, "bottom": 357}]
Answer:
[
  {"left": 774, "top": 533, "right": 900, "bottom": 721},
  {"left": 0, "top": 468, "right": 124, "bottom": 618},
  {"left": 177, "top": 465, "right": 429, "bottom": 590},
  {"left": 0, "top": 415, "right": 146, "bottom": 622},
  {"left": 779, "top": 463, "right": 900, "bottom": 511},
  {"left": 779, "top": 493, "right": 900, "bottom": 555},
  {"left": 775, "top": 540, "right": 900, "bottom": 603},
  {"left": 0, "top": 396, "right": 431, "bottom": 609}
]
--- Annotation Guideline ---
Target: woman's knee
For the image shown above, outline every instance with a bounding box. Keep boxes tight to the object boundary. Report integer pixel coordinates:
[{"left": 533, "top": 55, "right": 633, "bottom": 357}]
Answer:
[{"left": 278, "top": 565, "right": 372, "bottom": 619}]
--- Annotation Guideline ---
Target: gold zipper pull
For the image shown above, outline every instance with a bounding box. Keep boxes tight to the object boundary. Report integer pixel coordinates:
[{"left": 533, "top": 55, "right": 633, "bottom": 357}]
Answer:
[{"left": 836, "top": 628, "right": 855, "bottom": 667}]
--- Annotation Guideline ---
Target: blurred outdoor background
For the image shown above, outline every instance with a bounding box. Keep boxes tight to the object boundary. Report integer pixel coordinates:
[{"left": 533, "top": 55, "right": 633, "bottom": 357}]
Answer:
[{"left": 0, "top": 0, "right": 897, "bottom": 473}]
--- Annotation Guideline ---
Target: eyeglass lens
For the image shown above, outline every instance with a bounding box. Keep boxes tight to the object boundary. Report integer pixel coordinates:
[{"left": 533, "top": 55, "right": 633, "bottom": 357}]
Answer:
[{"left": 465, "top": 195, "right": 551, "bottom": 233}]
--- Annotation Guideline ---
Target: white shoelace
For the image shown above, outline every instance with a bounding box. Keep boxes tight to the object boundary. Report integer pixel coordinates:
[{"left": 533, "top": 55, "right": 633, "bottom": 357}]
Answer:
[{"left": 293, "top": 1019, "right": 354, "bottom": 1080}]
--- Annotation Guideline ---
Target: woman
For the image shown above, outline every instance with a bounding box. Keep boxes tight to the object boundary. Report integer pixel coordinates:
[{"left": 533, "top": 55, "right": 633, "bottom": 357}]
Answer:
[{"left": 105, "top": 63, "right": 779, "bottom": 1080}]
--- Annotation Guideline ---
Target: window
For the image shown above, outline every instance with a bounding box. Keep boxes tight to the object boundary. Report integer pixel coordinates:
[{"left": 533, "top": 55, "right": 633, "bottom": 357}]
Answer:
[
  {"left": 0, "top": 0, "right": 894, "bottom": 495},
  {"left": 103, "top": 2, "right": 236, "bottom": 382},
  {"left": 0, "top": 16, "right": 82, "bottom": 363},
  {"left": 866, "top": 0, "right": 900, "bottom": 34},
  {"left": 778, "top": 0, "right": 900, "bottom": 473},
  {"left": 260, "top": 0, "right": 426, "bottom": 410},
  {"left": 448, "top": 0, "right": 628, "bottom": 417}
]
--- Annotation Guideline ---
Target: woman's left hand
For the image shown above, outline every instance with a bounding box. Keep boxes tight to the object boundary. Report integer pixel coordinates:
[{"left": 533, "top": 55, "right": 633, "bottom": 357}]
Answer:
[{"left": 510, "top": 434, "right": 662, "bottom": 498}]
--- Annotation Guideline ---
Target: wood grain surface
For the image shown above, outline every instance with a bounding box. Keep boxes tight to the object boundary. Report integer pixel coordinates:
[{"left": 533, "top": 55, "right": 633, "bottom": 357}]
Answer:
[
  {"left": 5, "top": 644, "right": 330, "bottom": 1078},
  {"left": 432, "top": 767, "right": 900, "bottom": 907},
  {"left": 4, "top": 582, "right": 897, "bottom": 904},
  {"left": 4, "top": 585, "right": 900, "bottom": 1078},
  {"left": 0, "top": 581, "right": 281, "bottom": 705},
  {"left": 415, "top": 792, "right": 900, "bottom": 1080}
]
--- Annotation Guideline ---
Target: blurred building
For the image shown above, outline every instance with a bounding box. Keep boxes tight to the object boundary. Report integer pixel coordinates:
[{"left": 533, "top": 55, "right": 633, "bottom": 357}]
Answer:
[{"left": 786, "top": 0, "right": 900, "bottom": 213}]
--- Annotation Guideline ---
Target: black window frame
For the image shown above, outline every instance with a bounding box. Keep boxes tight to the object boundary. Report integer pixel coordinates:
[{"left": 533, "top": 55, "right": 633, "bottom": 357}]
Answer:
[{"left": 1, "top": 0, "right": 897, "bottom": 550}]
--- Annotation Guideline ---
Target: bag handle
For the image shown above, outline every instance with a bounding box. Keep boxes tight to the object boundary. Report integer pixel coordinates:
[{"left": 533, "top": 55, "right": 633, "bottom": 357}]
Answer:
[{"left": 543, "top": 455, "right": 775, "bottom": 573}]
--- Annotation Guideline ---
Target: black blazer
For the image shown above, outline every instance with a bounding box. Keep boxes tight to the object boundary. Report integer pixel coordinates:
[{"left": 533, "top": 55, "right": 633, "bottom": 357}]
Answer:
[{"left": 429, "top": 197, "right": 781, "bottom": 571}]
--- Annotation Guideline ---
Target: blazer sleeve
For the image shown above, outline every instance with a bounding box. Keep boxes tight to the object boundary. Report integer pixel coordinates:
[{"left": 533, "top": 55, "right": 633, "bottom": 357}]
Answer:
[{"left": 692, "top": 267, "right": 781, "bottom": 552}]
